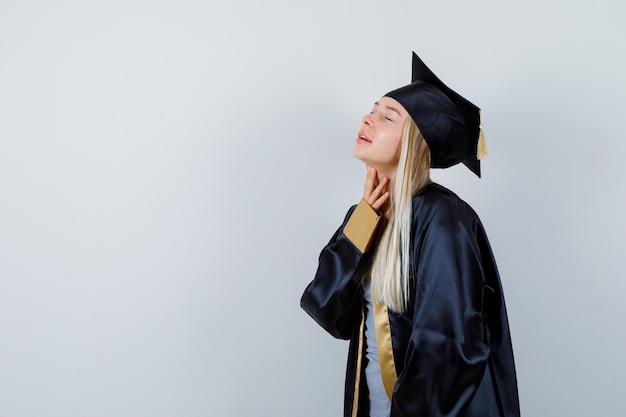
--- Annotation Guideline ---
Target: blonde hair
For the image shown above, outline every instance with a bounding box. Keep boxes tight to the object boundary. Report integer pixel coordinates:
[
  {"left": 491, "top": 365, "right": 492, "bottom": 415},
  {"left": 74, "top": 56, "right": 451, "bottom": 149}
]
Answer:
[{"left": 370, "top": 117, "right": 431, "bottom": 312}]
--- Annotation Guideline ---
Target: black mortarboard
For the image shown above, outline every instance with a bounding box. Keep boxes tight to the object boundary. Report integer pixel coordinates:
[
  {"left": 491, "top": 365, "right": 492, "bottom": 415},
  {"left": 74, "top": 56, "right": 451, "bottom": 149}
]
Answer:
[{"left": 385, "top": 52, "right": 486, "bottom": 177}]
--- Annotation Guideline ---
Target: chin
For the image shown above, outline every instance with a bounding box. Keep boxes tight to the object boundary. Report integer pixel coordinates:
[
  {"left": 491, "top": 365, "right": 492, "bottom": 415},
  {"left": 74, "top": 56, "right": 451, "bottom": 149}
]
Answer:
[
  {"left": 353, "top": 155, "right": 369, "bottom": 166},
  {"left": 352, "top": 148, "right": 369, "bottom": 164}
]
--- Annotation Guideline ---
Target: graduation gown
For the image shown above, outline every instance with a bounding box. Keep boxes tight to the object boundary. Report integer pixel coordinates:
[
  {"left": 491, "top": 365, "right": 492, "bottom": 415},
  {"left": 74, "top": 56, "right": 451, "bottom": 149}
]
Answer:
[{"left": 301, "top": 183, "right": 520, "bottom": 417}]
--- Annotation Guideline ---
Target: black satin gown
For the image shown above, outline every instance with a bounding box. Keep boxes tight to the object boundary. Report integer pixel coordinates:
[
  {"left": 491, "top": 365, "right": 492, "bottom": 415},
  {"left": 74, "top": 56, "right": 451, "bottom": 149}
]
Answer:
[{"left": 301, "top": 183, "right": 520, "bottom": 417}]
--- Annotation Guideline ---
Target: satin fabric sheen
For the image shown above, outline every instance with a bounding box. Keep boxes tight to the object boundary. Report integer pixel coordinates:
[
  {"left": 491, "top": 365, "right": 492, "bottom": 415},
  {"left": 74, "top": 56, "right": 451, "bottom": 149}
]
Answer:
[{"left": 301, "top": 183, "right": 520, "bottom": 417}]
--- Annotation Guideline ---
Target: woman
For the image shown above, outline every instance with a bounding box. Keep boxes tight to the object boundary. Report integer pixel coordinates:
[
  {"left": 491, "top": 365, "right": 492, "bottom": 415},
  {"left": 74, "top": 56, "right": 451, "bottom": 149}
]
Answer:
[{"left": 300, "top": 53, "right": 520, "bottom": 417}]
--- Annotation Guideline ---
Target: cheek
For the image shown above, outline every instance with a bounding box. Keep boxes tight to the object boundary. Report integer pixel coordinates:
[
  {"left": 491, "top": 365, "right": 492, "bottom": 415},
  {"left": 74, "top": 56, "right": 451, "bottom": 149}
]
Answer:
[
  {"left": 391, "top": 140, "right": 402, "bottom": 162},
  {"left": 372, "top": 137, "right": 402, "bottom": 165},
  {"left": 384, "top": 134, "right": 402, "bottom": 158}
]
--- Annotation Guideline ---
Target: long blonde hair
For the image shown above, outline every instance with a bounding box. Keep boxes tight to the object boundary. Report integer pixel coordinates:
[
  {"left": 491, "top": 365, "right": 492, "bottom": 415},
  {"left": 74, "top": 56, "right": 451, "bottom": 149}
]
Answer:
[{"left": 369, "top": 117, "right": 431, "bottom": 312}]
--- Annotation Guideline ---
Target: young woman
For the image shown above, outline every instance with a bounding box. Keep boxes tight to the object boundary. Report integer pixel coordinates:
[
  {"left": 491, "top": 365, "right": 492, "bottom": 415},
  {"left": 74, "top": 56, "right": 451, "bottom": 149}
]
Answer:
[{"left": 301, "top": 53, "right": 520, "bottom": 417}]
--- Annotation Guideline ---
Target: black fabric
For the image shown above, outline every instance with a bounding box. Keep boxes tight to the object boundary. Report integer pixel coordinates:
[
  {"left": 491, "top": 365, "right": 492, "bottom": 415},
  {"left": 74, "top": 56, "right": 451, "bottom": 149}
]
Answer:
[{"left": 301, "top": 183, "right": 520, "bottom": 417}]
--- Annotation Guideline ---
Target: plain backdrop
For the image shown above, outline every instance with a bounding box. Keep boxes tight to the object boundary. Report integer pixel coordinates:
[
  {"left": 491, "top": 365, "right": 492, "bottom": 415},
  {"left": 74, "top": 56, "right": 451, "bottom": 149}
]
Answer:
[{"left": 1, "top": 1, "right": 625, "bottom": 416}]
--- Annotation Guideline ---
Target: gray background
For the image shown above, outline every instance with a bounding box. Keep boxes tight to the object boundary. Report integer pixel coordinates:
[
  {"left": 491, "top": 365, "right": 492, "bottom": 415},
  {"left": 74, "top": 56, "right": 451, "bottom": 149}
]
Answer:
[{"left": 1, "top": 0, "right": 625, "bottom": 416}]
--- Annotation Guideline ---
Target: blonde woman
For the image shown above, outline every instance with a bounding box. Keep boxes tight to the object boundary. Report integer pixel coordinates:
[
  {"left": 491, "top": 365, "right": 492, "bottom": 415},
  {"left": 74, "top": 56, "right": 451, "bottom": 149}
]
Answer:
[{"left": 301, "top": 53, "right": 520, "bottom": 417}]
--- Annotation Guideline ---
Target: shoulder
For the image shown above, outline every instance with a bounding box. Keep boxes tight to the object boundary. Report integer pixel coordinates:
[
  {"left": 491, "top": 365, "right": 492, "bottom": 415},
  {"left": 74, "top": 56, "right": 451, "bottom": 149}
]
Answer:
[{"left": 412, "top": 182, "right": 479, "bottom": 225}]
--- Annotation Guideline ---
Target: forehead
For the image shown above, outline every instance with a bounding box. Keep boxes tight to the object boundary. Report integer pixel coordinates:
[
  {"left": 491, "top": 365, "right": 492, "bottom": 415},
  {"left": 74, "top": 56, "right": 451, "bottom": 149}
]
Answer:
[{"left": 375, "top": 97, "right": 409, "bottom": 116}]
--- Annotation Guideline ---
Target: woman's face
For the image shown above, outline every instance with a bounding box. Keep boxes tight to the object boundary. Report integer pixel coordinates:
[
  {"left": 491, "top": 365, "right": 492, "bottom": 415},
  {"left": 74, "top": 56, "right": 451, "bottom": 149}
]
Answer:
[{"left": 353, "top": 96, "right": 409, "bottom": 174}]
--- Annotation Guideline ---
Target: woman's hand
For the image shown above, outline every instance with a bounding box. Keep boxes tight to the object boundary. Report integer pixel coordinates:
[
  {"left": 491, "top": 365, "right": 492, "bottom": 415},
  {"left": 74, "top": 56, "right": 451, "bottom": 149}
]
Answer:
[{"left": 363, "top": 167, "right": 389, "bottom": 212}]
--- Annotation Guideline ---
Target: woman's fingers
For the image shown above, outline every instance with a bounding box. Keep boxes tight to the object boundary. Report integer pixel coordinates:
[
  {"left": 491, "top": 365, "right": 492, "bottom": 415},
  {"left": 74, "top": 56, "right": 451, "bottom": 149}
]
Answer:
[
  {"left": 371, "top": 177, "right": 389, "bottom": 199},
  {"left": 370, "top": 191, "right": 389, "bottom": 211},
  {"left": 363, "top": 167, "right": 389, "bottom": 211},
  {"left": 363, "top": 167, "right": 377, "bottom": 197}
]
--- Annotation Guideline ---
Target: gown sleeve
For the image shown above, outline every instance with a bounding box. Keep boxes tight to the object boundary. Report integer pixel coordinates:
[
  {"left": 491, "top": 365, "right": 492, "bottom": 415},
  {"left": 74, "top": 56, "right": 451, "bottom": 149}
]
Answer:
[
  {"left": 391, "top": 200, "right": 491, "bottom": 417},
  {"left": 300, "top": 201, "right": 379, "bottom": 340}
]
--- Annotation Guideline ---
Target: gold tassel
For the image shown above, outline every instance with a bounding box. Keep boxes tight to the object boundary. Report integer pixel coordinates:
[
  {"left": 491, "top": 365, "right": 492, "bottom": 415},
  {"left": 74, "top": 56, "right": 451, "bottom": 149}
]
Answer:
[{"left": 477, "top": 110, "right": 488, "bottom": 160}]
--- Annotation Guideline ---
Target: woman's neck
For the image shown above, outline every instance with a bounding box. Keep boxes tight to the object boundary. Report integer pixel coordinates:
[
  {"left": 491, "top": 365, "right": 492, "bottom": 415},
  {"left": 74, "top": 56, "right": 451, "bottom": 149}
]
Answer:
[{"left": 375, "top": 167, "right": 396, "bottom": 186}]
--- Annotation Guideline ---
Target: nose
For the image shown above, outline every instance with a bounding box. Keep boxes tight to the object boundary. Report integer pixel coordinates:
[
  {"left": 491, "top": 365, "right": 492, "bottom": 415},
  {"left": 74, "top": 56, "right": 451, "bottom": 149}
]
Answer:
[{"left": 362, "top": 113, "right": 373, "bottom": 126}]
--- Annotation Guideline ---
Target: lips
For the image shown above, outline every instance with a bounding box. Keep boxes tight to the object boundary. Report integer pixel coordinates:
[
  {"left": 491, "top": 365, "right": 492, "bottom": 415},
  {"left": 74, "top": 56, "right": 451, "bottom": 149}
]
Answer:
[{"left": 357, "top": 130, "right": 371, "bottom": 143}]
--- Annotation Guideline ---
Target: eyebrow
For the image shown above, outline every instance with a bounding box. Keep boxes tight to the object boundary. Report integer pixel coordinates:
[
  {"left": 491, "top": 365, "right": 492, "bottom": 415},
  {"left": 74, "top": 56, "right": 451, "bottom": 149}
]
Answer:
[{"left": 373, "top": 101, "right": 402, "bottom": 116}]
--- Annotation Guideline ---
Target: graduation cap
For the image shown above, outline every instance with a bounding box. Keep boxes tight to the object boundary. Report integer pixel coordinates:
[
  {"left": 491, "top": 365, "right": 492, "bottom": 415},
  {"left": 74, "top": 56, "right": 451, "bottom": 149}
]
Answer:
[{"left": 385, "top": 52, "right": 487, "bottom": 177}]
